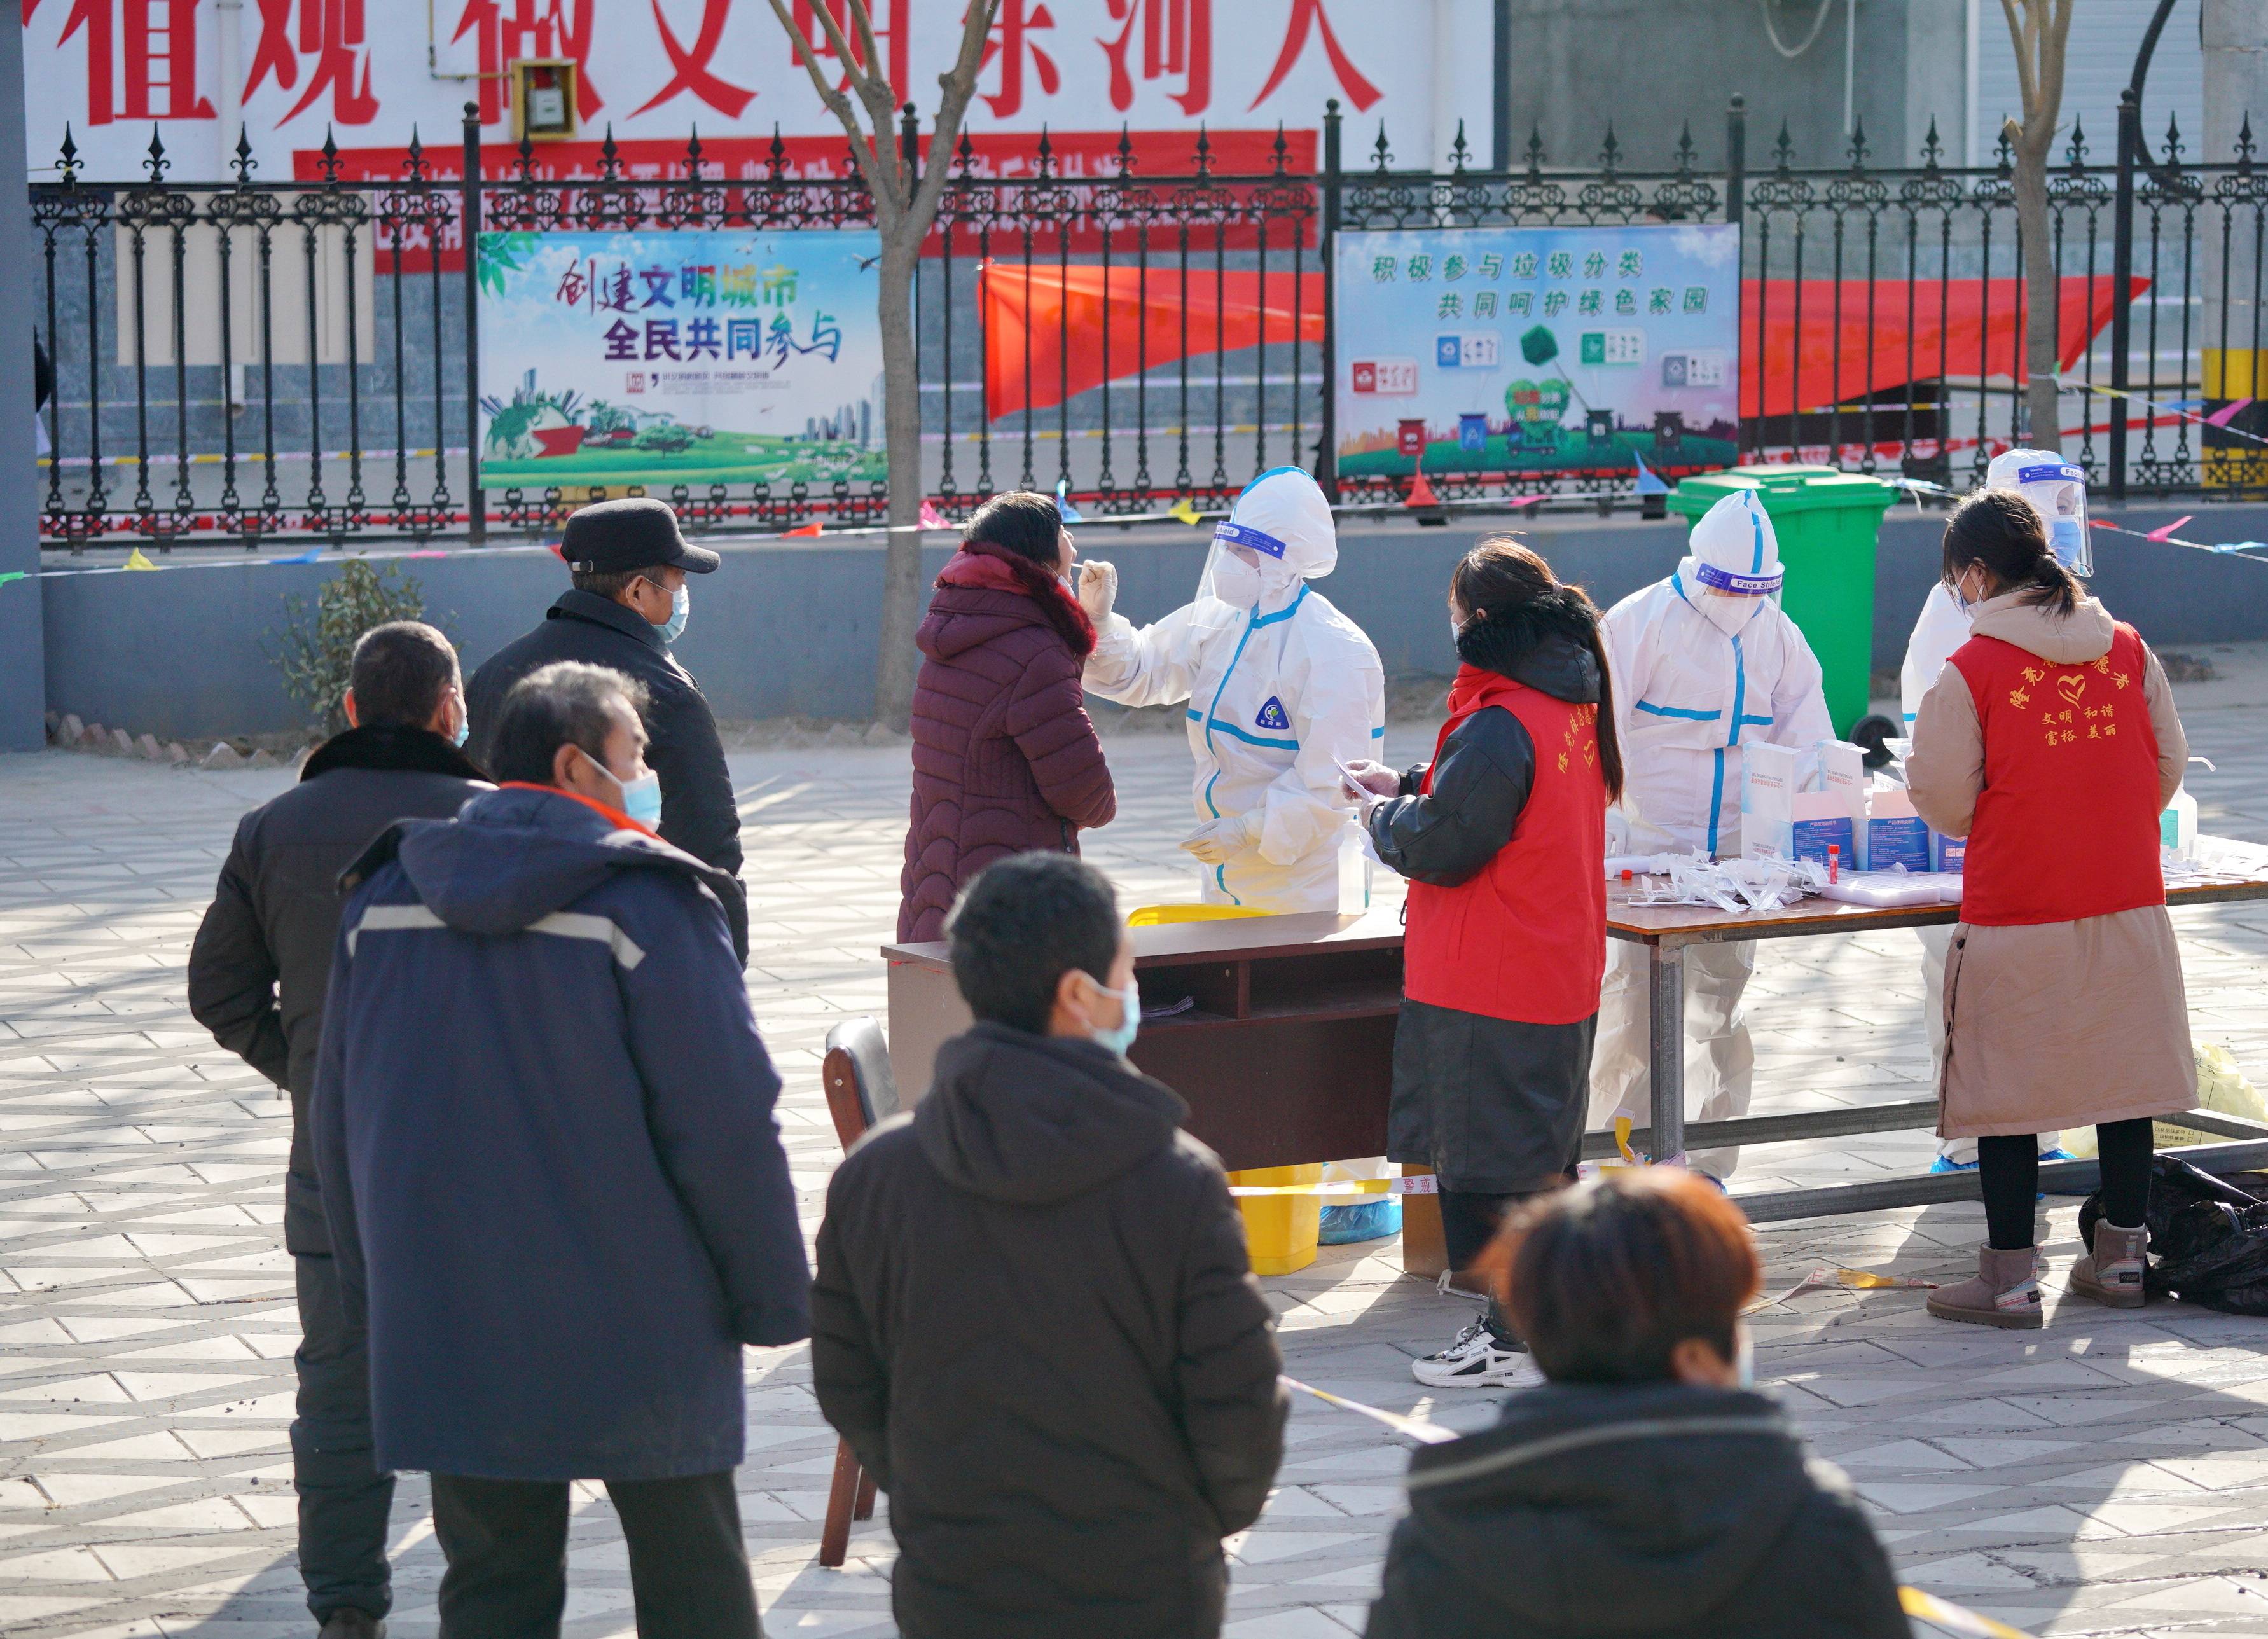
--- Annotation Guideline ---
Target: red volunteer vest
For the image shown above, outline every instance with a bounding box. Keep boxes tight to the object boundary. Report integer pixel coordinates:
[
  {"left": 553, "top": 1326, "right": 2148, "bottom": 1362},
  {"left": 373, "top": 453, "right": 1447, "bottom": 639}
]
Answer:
[
  {"left": 1404, "top": 664, "right": 1608, "bottom": 1025},
  {"left": 1951, "top": 623, "right": 2164, "bottom": 927}
]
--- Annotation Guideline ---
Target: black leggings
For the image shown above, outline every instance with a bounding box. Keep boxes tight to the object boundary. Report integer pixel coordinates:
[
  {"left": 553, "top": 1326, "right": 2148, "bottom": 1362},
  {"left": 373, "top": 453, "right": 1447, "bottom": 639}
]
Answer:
[
  {"left": 1979, "top": 1118, "right": 2154, "bottom": 1251},
  {"left": 1440, "top": 1190, "right": 1532, "bottom": 1345}
]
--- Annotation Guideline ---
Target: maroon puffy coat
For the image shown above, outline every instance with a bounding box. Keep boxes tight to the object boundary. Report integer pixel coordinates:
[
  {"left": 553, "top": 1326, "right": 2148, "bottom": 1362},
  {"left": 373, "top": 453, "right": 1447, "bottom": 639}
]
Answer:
[{"left": 897, "top": 546, "right": 1117, "bottom": 941}]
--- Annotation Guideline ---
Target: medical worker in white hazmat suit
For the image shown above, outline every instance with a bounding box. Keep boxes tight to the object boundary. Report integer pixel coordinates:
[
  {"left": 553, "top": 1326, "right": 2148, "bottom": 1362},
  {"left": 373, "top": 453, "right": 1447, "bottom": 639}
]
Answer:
[
  {"left": 1905, "top": 451, "right": 2074, "bottom": 1172},
  {"left": 1589, "top": 490, "right": 1834, "bottom": 1180},
  {"left": 1076, "top": 466, "right": 1386, "bottom": 910}
]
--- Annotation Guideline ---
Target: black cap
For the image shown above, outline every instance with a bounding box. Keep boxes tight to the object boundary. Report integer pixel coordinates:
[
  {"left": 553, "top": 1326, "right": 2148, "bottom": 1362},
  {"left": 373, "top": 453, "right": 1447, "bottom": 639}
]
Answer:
[{"left": 560, "top": 497, "right": 720, "bottom": 575}]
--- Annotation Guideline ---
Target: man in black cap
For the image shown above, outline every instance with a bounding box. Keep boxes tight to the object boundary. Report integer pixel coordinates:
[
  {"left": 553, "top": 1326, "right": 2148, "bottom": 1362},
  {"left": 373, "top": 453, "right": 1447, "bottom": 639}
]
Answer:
[{"left": 466, "top": 497, "right": 747, "bottom": 961}]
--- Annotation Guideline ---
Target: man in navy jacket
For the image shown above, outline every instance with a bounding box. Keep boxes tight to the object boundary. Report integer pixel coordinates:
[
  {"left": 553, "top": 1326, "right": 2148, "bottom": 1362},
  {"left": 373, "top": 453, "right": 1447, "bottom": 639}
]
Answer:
[{"left": 313, "top": 660, "right": 807, "bottom": 1638}]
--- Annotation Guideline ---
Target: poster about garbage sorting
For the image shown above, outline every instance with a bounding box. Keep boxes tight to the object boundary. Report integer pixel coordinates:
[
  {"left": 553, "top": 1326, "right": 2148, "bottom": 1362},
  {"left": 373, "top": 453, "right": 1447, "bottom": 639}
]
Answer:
[
  {"left": 474, "top": 230, "right": 886, "bottom": 492},
  {"left": 1333, "top": 224, "right": 1741, "bottom": 481}
]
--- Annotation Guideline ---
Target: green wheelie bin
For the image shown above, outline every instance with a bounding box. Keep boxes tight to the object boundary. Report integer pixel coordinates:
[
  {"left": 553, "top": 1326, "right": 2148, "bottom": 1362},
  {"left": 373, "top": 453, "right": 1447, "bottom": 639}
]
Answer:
[{"left": 1667, "top": 465, "right": 1898, "bottom": 747}]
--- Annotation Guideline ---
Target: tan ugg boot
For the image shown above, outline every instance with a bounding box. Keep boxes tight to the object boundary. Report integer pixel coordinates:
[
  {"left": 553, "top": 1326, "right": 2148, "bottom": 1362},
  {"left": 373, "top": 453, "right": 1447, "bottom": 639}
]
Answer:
[
  {"left": 2069, "top": 1221, "right": 2149, "bottom": 1308},
  {"left": 1926, "top": 1244, "right": 2043, "bottom": 1329}
]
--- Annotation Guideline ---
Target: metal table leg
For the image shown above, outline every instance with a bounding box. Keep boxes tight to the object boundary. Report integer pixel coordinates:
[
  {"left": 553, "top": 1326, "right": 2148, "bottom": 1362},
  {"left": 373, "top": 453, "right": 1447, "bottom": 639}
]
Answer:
[{"left": 1648, "top": 941, "right": 1686, "bottom": 1165}]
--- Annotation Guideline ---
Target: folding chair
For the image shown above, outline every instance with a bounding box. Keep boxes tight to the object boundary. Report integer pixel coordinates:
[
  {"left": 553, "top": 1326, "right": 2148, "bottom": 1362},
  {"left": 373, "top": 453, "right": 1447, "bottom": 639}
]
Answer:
[{"left": 817, "top": 1016, "right": 900, "bottom": 1568}]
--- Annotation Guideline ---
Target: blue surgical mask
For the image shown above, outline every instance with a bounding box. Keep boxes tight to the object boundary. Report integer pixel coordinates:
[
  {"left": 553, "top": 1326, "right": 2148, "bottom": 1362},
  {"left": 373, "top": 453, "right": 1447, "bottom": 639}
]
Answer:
[
  {"left": 618, "top": 769, "right": 663, "bottom": 829},
  {"left": 652, "top": 582, "right": 690, "bottom": 645},
  {"left": 1946, "top": 573, "right": 1977, "bottom": 616},
  {"left": 451, "top": 704, "right": 470, "bottom": 748},
  {"left": 1090, "top": 976, "right": 1142, "bottom": 1057},
  {"left": 1735, "top": 1327, "right": 1755, "bottom": 1390}
]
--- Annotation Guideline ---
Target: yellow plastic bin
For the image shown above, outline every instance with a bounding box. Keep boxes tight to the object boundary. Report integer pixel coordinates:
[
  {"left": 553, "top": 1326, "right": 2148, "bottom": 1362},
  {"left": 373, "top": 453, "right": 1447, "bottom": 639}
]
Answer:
[{"left": 1228, "top": 1163, "right": 1324, "bottom": 1275}]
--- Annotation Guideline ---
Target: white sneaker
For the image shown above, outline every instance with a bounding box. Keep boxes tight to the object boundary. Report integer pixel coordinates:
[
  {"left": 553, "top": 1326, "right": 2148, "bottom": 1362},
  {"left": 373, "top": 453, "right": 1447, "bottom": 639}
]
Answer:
[{"left": 1410, "top": 1317, "right": 1545, "bottom": 1389}]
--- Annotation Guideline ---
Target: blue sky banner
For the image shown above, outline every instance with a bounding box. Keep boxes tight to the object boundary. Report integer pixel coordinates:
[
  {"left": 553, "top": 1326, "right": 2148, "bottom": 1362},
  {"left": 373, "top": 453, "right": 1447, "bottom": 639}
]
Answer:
[
  {"left": 475, "top": 229, "right": 885, "bottom": 492},
  {"left": 1332, "top": 224, "right": 1741, "bottom": 480}
]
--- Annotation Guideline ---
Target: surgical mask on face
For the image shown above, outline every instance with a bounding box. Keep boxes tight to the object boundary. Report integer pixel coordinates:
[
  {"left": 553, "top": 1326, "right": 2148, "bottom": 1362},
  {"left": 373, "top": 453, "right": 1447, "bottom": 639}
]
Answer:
[
  {"left": 1734, "top": 1327, "right": 1755, "bottom": 1390},
  {"left": 1947, "top": 570, "right": 1979, "bottom": 616},
  {"left": 588, "top": 749, "right": 664, "bottom": 829},
  {"left": 1088, "top": 976, "right": 1142, "bottom": 1057},
  {"left": 452, "top": 710, "right": 470, "bottom": 749},
  {"left": 651, "top": 581, "right": 690, "bottom": 644},
  {"left": 1449, "top": 617, "right": 1465, "bottom": 647}
]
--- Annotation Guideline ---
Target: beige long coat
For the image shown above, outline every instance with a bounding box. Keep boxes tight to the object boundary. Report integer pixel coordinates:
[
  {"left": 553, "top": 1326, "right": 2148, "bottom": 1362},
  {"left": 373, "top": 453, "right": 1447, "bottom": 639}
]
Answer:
[{"left": 1907, "top": 593, "right": 2194, "bottom": 1138}]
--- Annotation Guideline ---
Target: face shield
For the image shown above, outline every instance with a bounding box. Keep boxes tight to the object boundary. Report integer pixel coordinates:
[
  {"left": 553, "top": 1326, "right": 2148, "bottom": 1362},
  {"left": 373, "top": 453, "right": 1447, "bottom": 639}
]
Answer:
[
  {"left": 1198, "top": 520, "right": 1296, "bottom": 610},
  {"left": 1986, "top": 450, "right": 2091, "bottom": 576}
]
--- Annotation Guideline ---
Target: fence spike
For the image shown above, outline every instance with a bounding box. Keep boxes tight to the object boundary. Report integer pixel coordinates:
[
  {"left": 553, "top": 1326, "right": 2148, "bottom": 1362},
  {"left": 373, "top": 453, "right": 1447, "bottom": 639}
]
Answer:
[
  {"left": 1270, "top": 121, "right": 1290, "bottom": 176},
  {"left": 1448, "top": 118, "right": 1469, "bottom": 176},
  {"left": 1523, "top": 123, "right": 1545, "bottom": 182},
  {"left": 1037, "top": 124, "right": 1056, "bottom": 179},
  {"left": 2239, "top": 111, "right": 2257, "bottom": 171},
  {"left": 1599, "top": 122, "right": 1621, "bottom": 177},
  {"left": 1673, "top": 120, "right": 1696, "bottom": 177},
  {"left": 768, "top": 123, "right": 787, "bottom": 181},
  {"left": 686, "top": 125, "right": 704, "bottom": 180},
  {"left": 1847, "top": 114, "right": 1869, "bottom": 170},
  {"left": 318, "top": 127, "right": 341, "bottom": 184},
  {"left": 599, "top": 123, "right": 621, "bottom": 181},
  {"left": 229, "top": 126, "right": 254, "bottom": 185},
  {"left": 1919, "top": 114, "right": 1943, "bottom": 170},
  {"left": 1372, "top": 121, "right": 1393, "bottom": 173},
  {"left": 405, "top": 127, "right": 427, "bottom": 183},
  {"left": 2064, "top": 115, "right": 2088, "bottom": 171},
  {"left": 1192, "top": 124, "right": 1210, "bottom": 179},
  {"left": 57, "top": 123, "right": 78, "bottom": 187},
  {"left": 2163, "top": 111, "right": 2187, "bottom": 166},
  {"left": 1993, "top": 122, "right": 2014, "bottom": 177},
  {"left": 1773, "top": 118, "right": 1795, "bottom": 174},
  {"left": 144, "top": 125, "right": 168, "bottom": 182}
]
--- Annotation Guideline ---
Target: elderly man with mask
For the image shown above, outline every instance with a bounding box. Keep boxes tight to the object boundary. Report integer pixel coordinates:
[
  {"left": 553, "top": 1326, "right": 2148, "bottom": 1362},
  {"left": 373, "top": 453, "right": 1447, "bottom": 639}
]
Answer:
[
  {"left": 1589, "top": 490, "right": 1832, "bottom": 1182},
  {"left": 1077, "top": 467, "right": 1385, "bottom": 913}
]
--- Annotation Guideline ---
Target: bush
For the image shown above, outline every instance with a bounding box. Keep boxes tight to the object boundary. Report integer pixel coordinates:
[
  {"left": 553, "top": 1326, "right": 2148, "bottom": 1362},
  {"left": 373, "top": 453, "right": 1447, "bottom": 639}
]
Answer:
[{"left": 266, "top": 560, "right": 435, "bottom": 736}]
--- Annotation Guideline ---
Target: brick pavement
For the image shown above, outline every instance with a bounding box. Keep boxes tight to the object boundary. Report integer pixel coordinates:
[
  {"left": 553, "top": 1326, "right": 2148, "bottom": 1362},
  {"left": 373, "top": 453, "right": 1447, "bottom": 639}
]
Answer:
[{"left": 3, "top": 661, "right": 2268, "bottom": 1637}]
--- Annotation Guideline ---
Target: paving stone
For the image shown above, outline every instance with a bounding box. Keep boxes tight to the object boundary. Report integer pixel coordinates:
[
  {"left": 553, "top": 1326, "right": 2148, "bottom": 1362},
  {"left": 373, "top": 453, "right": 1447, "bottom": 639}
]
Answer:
[{"left": 1, "top": 676, "right": 2266, "bottom": 1634}]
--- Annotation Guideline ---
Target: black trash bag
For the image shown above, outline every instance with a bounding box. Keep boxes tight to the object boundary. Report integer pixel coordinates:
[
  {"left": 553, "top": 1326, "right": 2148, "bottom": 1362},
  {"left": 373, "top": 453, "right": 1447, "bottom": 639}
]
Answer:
[{"left": 2080, "top": 1156, "right": 2268, "bottom": 1315}]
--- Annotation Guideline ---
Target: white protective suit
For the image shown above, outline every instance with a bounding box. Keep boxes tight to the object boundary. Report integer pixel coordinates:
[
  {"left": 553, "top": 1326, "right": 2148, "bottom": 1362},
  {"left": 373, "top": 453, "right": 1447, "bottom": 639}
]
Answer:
[
  {"left": 1082, "top": 467, "right": 1385, "bottom": 912},
  {"left": 1589, "top": 490, "right": 1834, "bottom": 1179}
]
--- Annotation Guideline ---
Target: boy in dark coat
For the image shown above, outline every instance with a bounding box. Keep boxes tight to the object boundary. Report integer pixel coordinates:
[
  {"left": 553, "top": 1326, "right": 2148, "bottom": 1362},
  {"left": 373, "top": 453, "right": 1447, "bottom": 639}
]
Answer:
[
  {"left": 815, "top": 852, "right": 1287, "bottom": 1639},
  {"left": 313, "top": 660, "right": 807, "bottom": 1638}
]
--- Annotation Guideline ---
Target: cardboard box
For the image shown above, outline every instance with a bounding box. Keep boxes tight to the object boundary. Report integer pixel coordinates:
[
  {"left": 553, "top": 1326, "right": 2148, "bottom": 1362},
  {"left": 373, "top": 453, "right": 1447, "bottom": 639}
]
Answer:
[
  {"left": 1741, "top": 740, "right": 1865, "bottom": 867},
  {"left": 1929, "top": 830, "right": 1967, "bottom": 873},
  {"left": 1860, "top": 780, "right": 1932, "bottom": 873}
]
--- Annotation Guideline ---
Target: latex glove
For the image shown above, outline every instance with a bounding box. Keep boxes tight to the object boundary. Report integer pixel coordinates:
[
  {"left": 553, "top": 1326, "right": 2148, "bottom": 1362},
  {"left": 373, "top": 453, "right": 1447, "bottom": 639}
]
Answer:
[
  {"left": 1337, "top": 758, "right": 1400, "bottom": 803},
  {"left": 1180, "top": 813, "right": 1257, "bottom": 866},
  {"left": 1076, "top": 558, "right": 1117, "bottom": 621}
]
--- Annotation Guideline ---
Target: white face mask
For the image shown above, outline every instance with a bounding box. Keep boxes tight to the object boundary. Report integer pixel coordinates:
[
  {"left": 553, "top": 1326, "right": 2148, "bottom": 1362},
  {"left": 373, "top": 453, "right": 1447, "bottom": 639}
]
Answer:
[
  {"left": 1211, "top": 554, "right": 1265, "bottom": 609},
  {"left": 1449, "top": 617, "right": 1464, "bottom": 647}
]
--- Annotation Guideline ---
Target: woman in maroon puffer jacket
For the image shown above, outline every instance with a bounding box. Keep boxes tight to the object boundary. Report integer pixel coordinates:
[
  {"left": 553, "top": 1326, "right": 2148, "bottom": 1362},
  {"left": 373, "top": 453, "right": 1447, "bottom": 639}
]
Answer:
[{"left": 898, "top": 492, "right": 1117, "bottom": 941}]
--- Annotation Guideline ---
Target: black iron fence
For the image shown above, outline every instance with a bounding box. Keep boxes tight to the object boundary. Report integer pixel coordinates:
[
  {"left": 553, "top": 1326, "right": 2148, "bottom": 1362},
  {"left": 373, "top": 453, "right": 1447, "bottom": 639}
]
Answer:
[{"left": 31, "top": 97, "right": 2268, "bottom": 550}]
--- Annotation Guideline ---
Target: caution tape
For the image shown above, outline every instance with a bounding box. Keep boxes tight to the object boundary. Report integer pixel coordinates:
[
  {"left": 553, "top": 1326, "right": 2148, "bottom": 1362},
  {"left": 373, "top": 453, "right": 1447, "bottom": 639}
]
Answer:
[
  {"left": 1226, "top": 1174, "right": 1437, "bottom": 1198},
  {"left": 2065, "top": 378, "right": 2268, "bottom": 448},
  {"left": 1280, "top": 1374, "right": 1460, "bottom": 1444},
  {"left": 1746, "top": 1266, "right": 1938, "bottom": 1313},
  {"left": 1900, "top": 1587, "right": 2038, "bottom": 1638}
]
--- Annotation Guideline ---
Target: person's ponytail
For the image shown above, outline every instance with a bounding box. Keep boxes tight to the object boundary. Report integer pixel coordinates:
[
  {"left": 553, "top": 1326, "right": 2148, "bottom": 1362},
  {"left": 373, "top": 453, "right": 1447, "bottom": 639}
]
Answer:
[{"left": 1943, "top": 488, "right": 2079, "bottom": 616}]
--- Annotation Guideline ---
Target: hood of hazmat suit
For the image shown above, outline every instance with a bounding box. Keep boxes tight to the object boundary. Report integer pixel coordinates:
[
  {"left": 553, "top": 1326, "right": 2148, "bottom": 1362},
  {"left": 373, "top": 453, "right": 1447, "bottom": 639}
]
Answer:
[
  {"left": 1986, "top": 446, "right": 2092, "bottom": 575},
  {"left": 1082, "top": 467, "right": 1385, "bottom": 911},
  {"left": 1601, "top": 490, "right": 1834, "bottom": 857},
  {"left": 1900, "top": 580, "right": 1974, "bottom": 728}
]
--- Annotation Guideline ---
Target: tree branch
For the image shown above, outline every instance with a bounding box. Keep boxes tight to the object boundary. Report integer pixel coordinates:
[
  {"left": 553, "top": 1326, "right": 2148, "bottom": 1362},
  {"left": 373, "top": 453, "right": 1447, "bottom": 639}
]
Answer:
[
  {"left": 2000, "top": 0, "right": 2038, "bottom": 131},
  {"left": 905, "top": 0, "right": 1001, "bottom": 236},
  {"left": 762, "top": 0, "right": 902, "bottom": 219}
]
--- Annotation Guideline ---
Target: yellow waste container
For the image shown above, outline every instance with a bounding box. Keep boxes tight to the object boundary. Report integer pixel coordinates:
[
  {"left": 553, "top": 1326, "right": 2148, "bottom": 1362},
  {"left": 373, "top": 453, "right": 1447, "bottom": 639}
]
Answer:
[{"left": 1227, "top": 1163, "right": 1324, "bottom": 1275}]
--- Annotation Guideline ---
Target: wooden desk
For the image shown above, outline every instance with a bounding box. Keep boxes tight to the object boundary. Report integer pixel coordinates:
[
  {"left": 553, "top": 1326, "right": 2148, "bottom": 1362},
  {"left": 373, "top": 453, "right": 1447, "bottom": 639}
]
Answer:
[{"left": 884, "top": 909, "right": 1406, "bottom": 1171}]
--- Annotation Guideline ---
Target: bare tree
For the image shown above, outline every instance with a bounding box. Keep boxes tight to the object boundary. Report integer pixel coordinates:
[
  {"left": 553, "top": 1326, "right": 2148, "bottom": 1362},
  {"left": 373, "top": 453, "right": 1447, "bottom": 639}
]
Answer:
[
  {"left": 764, "top": 0, "right": 1002, "bottom": 728},
  {"left": 2000, "top": 0, "right": 2077, "bottom": 452}
]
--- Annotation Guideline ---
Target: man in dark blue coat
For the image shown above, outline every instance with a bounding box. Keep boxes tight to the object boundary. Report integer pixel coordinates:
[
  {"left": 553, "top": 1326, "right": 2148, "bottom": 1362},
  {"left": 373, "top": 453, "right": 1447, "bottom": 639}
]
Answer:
[{"left": 313, "top": 659, "right": 808, "bottom": 1638}]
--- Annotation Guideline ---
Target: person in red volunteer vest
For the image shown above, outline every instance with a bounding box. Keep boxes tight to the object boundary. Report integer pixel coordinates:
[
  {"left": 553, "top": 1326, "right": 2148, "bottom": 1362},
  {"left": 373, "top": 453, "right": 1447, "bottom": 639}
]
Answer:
[
  {"left": 1341, "top": 540, "right": 1620, "bottom": 1388},
  {"left": 1908, "top": 490, "right": 2194, "bottom": 1329}
]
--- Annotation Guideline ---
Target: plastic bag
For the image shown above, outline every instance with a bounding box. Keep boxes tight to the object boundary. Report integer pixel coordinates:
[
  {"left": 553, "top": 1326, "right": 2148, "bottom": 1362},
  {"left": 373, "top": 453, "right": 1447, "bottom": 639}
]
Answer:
[
  {"left": 2060, "top": 1042, "right": 2263, "bottom": 1159},
  {"left": 2080, "top": 1156, "right": 2268, "bottom": 1314},
  {"left": 1317, "top": 1158, "right": 1401, "bottom": 1245}
]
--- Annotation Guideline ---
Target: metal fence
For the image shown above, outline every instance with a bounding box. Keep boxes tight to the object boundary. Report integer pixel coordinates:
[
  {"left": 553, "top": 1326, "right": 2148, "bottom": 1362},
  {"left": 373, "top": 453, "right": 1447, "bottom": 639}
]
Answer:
[{"left": 31, "top": 97, "right": 2268, "bottom": 550}]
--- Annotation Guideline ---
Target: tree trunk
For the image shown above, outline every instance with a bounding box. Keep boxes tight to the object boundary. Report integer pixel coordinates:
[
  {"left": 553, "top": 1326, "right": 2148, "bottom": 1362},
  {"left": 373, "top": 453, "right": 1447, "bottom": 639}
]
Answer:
[
  {"left": 871, "top": 234, "right": 926, "bottom": 730},
  {"left": 2012, "top": 138, "right": 2064, "bottom": 452}
]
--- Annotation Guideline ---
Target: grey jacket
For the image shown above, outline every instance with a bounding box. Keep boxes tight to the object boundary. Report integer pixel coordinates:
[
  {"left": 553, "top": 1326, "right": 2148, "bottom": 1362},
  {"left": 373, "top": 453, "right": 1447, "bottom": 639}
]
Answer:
[{"left": 186, "top": 725, "right": 489, "bottom": 1254}]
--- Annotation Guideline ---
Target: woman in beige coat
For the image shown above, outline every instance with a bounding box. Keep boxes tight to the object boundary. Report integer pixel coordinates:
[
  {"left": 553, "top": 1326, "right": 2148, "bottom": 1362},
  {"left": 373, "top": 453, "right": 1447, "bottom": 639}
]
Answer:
[{"left": 1907, "top": 490, "right": 2192, "bottom": 1329}]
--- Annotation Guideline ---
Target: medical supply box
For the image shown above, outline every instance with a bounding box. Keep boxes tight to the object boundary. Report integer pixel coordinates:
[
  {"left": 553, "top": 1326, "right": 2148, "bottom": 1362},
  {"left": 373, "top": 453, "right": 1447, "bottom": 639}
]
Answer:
[
  {"left": 1859, "top": 779, "right": 1932, "bottom": 872},
  {"left": 1741, "top": 740, "right": 1865, "bottom": 867}
]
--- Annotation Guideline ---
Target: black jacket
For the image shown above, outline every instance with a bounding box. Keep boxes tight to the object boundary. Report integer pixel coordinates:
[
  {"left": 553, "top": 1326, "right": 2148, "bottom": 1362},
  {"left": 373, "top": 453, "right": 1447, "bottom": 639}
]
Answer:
[
  {"left": 1372, "top": 628, "right": 1606, "bottom": 1194},
  {"left": 1366, "top": 1383, "right": 1908, "bottom": 1639},
  {"left": 1369, "top": 629, "right": 1601, "bottom": 887},
  {"left": 186, "top": 725, "right": 489, "bottom": 1255},
  {"left": 813, "top": 1024, "right": 1288, "bottom": 1639},
  {"left": 465, "top": 588, "right": 747, "bottom": 961}
]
